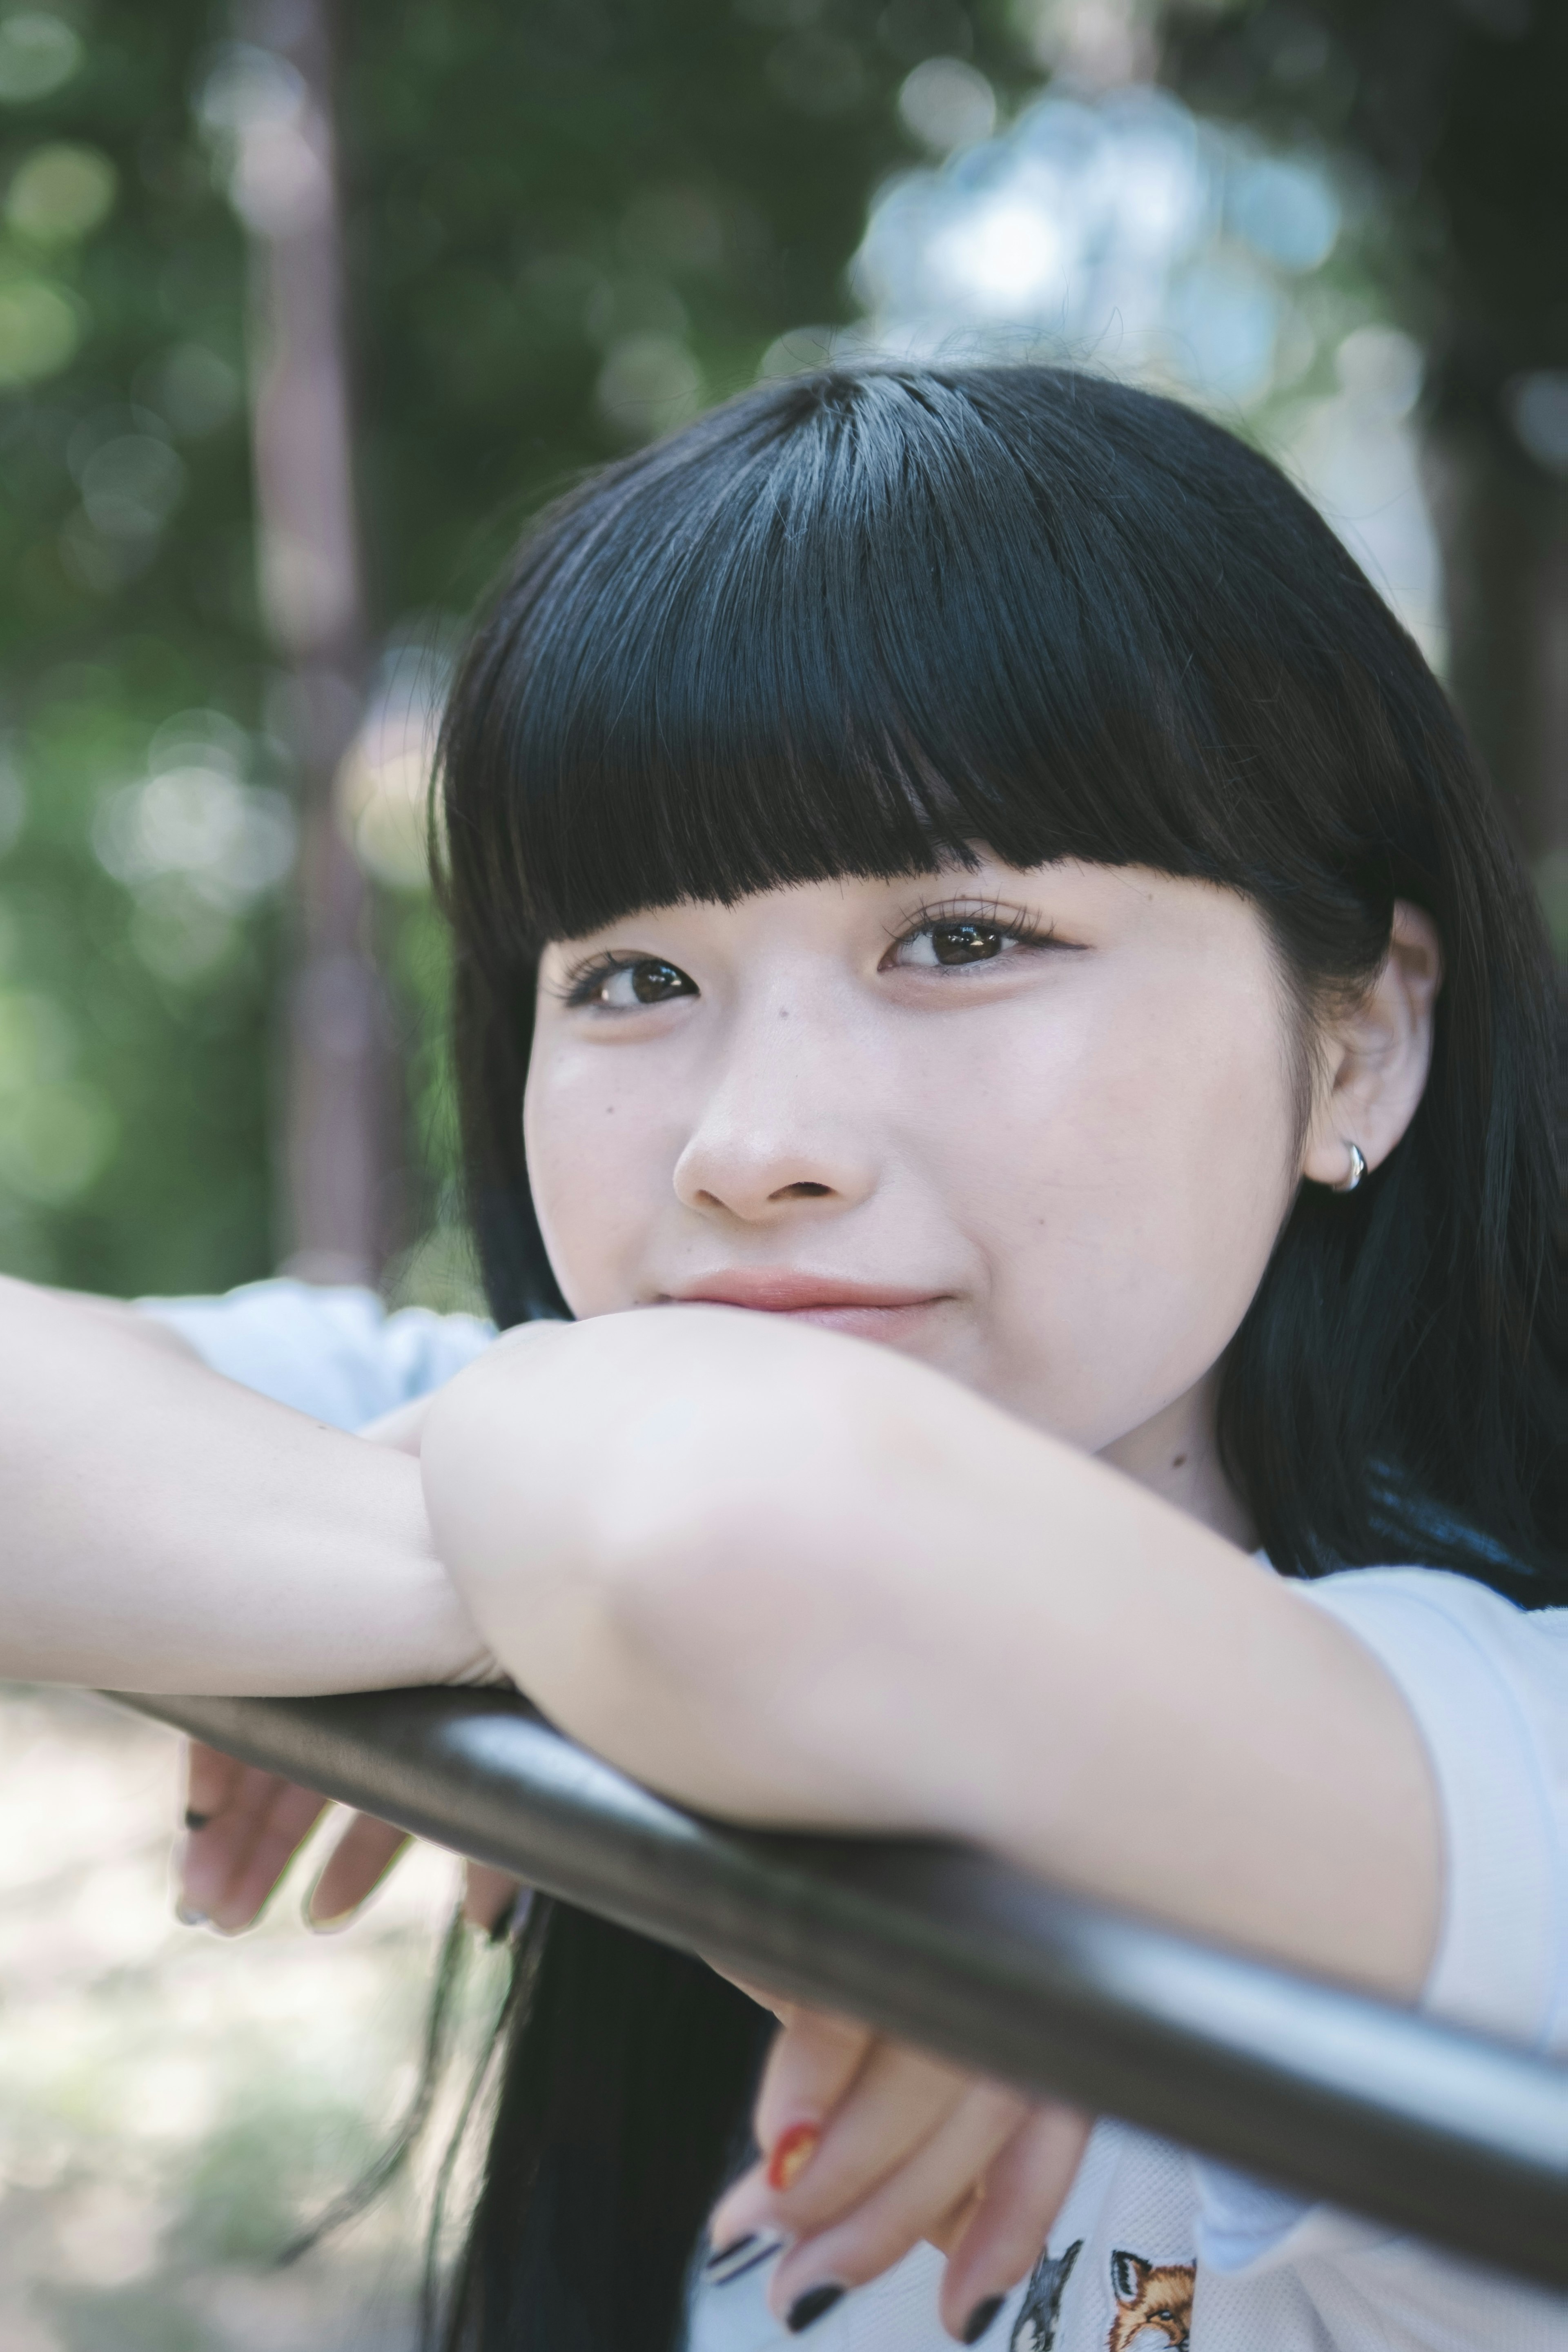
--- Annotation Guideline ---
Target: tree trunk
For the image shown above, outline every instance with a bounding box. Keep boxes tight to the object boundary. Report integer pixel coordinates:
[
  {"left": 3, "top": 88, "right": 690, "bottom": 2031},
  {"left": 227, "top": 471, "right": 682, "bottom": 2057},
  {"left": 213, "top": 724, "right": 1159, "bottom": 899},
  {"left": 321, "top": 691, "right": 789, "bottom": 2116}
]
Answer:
[
  {"left": 1425, "top": 425, "right": 1568, "bottom": 1222},
  {"left": 1425, "top": 427, "right": 1568, "bottom": 898},
  {"left": 234, "top": 0, "right": 398, "bottom": 1284}
]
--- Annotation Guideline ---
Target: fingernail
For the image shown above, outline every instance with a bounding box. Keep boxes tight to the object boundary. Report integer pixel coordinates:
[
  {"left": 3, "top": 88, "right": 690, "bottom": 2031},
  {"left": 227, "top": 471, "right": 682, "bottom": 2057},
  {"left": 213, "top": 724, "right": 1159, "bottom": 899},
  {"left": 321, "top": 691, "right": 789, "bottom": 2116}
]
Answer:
[
  {"left": 174, "top": 1901, "right": 208, "bottom": 1927},
  {"left": 707, "top": 2234, "right": 755, "bottom": 2267},
  {"left": 305, "top": 1905, "right": 356, "bottom": 1936},
  {"left": 962, "top": 2296, "right": 1005, "bottom": 2344},
  {"left": 706, "top": 2232, "right": 783, "bottom": 2285},
  {"left": 766, "top": 2120, "right": 821, "bottom": 2193},
  {"left": 786, "top": 2283, "right": 845, "bottom": 2333},
  {"left": 183, "top": 1809, "right": 211, "bottom": 1831}
]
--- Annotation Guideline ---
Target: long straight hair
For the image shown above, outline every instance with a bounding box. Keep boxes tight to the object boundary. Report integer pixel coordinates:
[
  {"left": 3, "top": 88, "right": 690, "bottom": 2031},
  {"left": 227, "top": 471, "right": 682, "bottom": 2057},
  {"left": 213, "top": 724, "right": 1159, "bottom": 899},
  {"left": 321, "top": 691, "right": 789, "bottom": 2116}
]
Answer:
[{"left": 432, "top": 364, "right": 1566, "bottom": 2350}]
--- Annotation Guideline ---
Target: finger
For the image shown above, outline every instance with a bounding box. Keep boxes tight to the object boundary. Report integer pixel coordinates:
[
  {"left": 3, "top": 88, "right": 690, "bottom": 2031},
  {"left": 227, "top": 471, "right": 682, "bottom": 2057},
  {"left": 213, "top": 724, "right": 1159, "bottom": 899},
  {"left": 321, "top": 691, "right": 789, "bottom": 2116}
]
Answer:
[
  {"left": 767, "top": 2081, "right": 1029, "bottom": 2325},
  {"left": 463, "top": 1862, "right": 523, "bottom": 1935},
  {"left": 763, "top": 2038, "right": 977, "bottom": 2236},
  {"left": 925, "top": 2184, "right": 985, "bottom": 2259},
  {"left": 936, "top": 2105, "right": 1092, "bottom": 2341},
  {"left": 708, "top": 2010, "right": 878, "bottom": 2249},
  {"left": 305, "top": 1813, "right": 412, "bottom": 1930},
  {"left": 715, "top": 2038, "right": 975, "bottom": 2251},
  {"left": 182, "top": 1740, "right": 245, "bottom": 1829},
  {"left": 207, "top": 1776, "right": 331, "bottom": 1932},
  {"left": 180, "top": 1763, "right": 303, "bottom": 1918},
  {"left": 753, "top": 2008, "right": 877, "bottom": 2156}
]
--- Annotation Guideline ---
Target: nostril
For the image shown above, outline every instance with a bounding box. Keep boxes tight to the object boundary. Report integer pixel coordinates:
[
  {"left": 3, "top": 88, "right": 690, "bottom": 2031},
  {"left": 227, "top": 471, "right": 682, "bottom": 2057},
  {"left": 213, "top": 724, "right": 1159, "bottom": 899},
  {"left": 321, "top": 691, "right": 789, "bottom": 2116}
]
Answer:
[{"left": 776, "top": 1181, "right": 831, "bottom": 1199}]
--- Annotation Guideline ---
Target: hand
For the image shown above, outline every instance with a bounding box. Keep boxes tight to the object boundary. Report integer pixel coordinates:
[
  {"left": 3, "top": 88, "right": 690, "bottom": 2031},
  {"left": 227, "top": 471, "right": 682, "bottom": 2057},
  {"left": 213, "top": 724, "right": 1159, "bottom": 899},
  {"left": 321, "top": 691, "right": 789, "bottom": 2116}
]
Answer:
[
  {"left": 178, "top": 1738, "right": 522, "bottom": 1935},
  {"left": 706, "top": 2001, "right": 1090, "bottom": 2342},
  {"left": 175, "top": 1392, "right": 519, "bottom": 1938}
]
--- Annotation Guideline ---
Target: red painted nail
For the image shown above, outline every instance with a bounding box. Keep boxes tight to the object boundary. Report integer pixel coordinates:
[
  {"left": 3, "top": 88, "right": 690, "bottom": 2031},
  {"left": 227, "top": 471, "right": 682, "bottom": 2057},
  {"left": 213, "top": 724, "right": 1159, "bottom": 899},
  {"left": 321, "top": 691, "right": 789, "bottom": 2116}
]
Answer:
[{"left": 767, "top": 2121, "right": 821, "bottom": 2193}]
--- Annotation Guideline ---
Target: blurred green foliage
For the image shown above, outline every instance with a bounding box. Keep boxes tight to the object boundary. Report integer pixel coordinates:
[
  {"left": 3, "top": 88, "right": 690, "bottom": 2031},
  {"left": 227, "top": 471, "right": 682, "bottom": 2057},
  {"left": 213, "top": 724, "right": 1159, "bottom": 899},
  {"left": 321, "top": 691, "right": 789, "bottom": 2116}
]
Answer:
[
  {"left": 1163, "top": 0, "right": 1568, "bottom": 893},
  {"left": 1165, "top": 0, "right": 1568, "bottom": 394},
  {"left": 42, "top": 2281, "right": 209, "bottom": 2352},
  {"left": 4, "top": 0, "right": 1556, "bottom": 1300},
  {"left": 164, "top": 2078, "right": 379, "bottom": 2265},
  {"left": 345, "top": 0, "right": 1028, "bottom": 614},
  {"left": 0, "top": 1, "right": 265, "bottom": 1292},
  {"left": 0, "top": 0, "right": 1029, "bottom": 1301}
]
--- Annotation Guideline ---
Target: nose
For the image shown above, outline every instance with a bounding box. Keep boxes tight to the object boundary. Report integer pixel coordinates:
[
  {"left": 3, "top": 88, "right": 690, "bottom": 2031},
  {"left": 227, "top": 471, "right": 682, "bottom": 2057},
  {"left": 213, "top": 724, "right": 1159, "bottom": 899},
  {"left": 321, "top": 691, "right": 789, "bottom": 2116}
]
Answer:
[{"left": 671, "top": 998, "right": 879, "bottom": 1225}]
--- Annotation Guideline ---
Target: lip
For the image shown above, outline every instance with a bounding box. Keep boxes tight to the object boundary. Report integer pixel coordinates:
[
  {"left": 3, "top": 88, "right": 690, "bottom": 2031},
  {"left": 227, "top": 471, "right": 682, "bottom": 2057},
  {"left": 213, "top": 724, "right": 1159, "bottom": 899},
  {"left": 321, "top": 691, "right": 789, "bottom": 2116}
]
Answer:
[{"left": 659, "top": 1270, "right": 949, "bottom": 1317}]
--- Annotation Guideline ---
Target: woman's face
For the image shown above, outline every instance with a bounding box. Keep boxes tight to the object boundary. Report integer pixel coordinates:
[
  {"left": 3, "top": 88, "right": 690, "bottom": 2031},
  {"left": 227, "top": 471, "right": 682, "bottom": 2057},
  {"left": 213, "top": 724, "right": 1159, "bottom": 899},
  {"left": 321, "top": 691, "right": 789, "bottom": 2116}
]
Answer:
[{"left": 525, "top": 859, "right": 1305, "bottom": 1518}]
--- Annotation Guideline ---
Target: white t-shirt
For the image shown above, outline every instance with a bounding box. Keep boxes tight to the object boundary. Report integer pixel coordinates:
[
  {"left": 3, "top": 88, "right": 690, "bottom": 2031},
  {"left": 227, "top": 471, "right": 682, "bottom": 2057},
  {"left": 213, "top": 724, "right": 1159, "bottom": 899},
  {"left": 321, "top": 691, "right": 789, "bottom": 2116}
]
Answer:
[
  {"left": 140, "top": 1276, "right": 495, "bottom": 1428},
  {"left": 140, "top": 1280, "right": 1568, "bottom": 2352}
]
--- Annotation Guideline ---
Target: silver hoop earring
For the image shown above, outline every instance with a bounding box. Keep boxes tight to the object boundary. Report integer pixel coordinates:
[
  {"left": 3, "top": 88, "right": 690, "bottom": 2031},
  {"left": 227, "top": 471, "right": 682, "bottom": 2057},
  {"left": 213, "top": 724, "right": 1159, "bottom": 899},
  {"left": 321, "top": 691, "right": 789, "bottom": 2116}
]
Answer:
[{"left": 1335, "top": 1143, "right": 1366, "bottom": 1194}]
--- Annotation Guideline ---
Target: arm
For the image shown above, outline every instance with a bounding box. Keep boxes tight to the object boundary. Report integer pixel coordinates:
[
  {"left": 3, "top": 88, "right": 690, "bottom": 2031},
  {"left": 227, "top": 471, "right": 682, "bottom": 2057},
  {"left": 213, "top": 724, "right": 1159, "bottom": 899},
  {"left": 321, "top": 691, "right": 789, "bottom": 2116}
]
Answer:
[
  {"left": 421, "top": 1307, "right": 1441, "bottom": 1999},
  {"left": 0, "top": 1275, "right": 494, "bottom": 1692},
  {"left": 173, "top": 1391, "right": 517, "bottom": 1933}
]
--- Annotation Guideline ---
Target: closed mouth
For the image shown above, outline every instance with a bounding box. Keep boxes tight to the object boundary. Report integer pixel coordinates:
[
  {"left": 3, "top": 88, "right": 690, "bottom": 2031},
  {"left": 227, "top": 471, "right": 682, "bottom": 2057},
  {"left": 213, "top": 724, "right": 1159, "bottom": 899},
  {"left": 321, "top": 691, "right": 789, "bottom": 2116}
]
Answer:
[{"left": 661, "top": 1271, "right": 949, "bottom": 1315}]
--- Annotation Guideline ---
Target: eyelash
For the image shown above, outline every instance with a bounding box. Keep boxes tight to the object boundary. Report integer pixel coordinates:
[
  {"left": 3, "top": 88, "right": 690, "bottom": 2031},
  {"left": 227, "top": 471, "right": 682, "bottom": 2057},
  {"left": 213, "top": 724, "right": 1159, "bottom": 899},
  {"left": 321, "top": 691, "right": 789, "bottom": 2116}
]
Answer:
[
  {"left": 554, "top": 952, "right": 666, "bottom": 1009},
  {"left": 883, "top": 897, "right": 1061, "bottom": 963},
  {"left": 555, "top": 900, "right": 1066, "bottom": 1008}
]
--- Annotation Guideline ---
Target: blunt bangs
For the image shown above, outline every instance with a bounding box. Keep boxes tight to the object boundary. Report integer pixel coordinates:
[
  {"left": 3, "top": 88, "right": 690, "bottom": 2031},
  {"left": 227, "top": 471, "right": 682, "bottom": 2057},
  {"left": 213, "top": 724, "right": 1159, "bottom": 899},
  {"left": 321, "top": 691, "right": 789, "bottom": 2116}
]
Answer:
[
  {"left": 443, "top": 366, "right": 1419, "bottom": 957},
  {"left": 441, "top": 360, "right": 1561, "bottom": 1610}
]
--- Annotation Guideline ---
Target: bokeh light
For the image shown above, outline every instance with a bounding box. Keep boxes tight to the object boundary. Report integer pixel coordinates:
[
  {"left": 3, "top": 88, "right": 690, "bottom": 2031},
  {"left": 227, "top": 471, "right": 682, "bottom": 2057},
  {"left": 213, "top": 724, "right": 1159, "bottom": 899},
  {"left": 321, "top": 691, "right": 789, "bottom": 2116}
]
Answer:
[{"left": 768, "top": 80, "right": 1444, "bottom": 666}]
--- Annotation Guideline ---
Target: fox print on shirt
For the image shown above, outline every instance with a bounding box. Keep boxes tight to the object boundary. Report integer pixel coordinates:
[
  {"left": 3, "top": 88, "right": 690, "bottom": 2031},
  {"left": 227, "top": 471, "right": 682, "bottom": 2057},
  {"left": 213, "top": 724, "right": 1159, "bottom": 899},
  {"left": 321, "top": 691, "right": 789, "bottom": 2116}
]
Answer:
[
  {"left": 1009, "top": 2239, "right": 1082, "bottom": 2352},
  {"left": 1106, "top": 2250, "right": 1194, "bottom": 2352}
]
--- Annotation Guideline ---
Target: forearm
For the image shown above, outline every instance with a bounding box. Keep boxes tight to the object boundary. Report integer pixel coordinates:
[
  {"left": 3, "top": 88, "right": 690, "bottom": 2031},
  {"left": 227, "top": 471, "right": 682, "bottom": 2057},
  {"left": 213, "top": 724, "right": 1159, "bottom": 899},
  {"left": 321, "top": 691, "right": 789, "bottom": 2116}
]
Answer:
[
  {"left": 0, "top": 1276, "right": 493, "bottom": 1693},
  {"left": 423, "top": 1311, "right": 1440, "bottom": 1999}
]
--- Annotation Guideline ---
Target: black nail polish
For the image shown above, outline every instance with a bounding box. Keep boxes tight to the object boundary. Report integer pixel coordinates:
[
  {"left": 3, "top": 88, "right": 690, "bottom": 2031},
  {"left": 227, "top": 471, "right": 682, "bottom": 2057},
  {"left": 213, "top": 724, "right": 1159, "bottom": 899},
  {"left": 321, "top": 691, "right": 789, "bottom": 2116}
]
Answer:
[
  {"left": 707, "top": 2232, "right": 782, "bottom": 2286},
  {"left": 184, "top": 1809, "right": 211, "bottom": 1830},
  {"left": 786, "top": 2283, "right": 845, "bottom": 2333},
  {"left": 962, "top": 2295, "right": 1005, "bottom": 2345},
  {"left": 706, "top": 2234, "right": 755, "bottom": 2269}
]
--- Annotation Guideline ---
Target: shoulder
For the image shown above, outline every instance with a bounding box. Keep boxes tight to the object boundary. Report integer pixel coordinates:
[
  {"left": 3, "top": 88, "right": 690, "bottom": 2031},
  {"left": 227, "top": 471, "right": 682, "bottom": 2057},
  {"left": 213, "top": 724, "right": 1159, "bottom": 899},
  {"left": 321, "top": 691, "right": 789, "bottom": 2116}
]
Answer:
[{"left": 135, "top": 1277, "right": 497, "bottom": 1430}]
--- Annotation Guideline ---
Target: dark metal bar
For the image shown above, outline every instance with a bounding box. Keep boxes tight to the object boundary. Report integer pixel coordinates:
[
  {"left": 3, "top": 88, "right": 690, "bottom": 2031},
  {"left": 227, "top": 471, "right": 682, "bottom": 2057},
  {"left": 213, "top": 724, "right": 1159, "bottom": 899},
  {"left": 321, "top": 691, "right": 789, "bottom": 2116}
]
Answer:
[{"left": 122, "top": 1685, "right": 1568, "bottom": 2288}]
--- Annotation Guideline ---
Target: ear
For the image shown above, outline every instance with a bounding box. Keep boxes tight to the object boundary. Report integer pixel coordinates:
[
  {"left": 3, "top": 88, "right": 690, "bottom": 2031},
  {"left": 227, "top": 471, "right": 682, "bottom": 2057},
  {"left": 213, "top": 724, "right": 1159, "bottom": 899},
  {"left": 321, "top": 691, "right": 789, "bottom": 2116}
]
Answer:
[
  {"left": 1301, "top": 902, "right": 1442, "bottom": 1192},
  {"left": 1109, "top": 2251, "right": 1149, "bottom": 2305}
]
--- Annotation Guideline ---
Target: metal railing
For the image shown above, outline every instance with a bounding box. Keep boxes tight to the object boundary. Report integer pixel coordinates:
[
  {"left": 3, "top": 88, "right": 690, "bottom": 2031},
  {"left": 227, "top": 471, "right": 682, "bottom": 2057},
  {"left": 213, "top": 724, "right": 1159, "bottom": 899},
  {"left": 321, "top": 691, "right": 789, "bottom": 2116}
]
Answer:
[{"left": 122, "top": 1685, "right": 1568, "bottom": 2290}]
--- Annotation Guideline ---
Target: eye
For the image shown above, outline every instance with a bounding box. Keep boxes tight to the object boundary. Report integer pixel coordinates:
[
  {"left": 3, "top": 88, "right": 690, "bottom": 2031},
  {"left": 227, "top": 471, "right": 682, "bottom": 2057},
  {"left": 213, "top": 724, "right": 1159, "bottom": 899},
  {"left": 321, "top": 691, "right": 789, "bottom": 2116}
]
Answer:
[
  {"left": 887, "top": 906, "right": 1058, "bottom": 970},
  {"left": 564, "top": 954, "right": 698, "bottom": 1009},
  {"left": 921, "top": 920, "right": 1011, "bottom": 966}
]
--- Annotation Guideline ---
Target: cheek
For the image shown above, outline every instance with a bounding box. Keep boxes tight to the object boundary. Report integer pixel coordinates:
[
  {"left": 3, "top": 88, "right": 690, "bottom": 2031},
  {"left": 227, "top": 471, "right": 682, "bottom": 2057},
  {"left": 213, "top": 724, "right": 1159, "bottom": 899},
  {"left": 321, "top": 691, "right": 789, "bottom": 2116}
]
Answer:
[
  {"left": 523, "top": 1049, "right": 673, "bottom": 1316},
  {"left": 940, "top": 979, "right": 1298, "bottom": 1437}
]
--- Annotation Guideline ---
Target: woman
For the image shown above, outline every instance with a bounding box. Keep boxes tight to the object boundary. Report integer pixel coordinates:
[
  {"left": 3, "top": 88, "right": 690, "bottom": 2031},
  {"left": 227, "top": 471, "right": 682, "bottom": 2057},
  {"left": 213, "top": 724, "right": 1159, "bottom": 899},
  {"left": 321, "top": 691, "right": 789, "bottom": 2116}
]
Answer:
[
  {"left": 412, "top": 362, "right": 1564, "bottom": 2350},
  {"left": 31, "top": 362, "right": 1565, "bottom": 2350}
]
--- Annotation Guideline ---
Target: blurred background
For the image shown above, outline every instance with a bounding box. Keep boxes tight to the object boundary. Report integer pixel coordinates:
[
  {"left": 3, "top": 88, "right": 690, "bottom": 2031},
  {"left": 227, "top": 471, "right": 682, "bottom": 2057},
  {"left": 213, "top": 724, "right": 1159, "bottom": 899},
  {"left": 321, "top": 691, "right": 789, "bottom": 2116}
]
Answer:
[{"left": 0, "top": 0, "right": 1563, "bottom": 2343}]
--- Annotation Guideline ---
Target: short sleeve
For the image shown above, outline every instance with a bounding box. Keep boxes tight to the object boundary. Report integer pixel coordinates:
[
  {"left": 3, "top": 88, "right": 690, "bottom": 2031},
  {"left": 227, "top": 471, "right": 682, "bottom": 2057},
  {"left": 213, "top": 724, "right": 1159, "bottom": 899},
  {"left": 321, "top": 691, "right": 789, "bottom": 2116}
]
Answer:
[
  {"left": 1192, "top": 1566, "right": 1568, "bottom": 2283},
  {"left": 1299, "top": 1568, "right": 1568, "bottom": 2050},
  {"left": 136, "top": 1277, "right": 497, "bottom": 1430}
]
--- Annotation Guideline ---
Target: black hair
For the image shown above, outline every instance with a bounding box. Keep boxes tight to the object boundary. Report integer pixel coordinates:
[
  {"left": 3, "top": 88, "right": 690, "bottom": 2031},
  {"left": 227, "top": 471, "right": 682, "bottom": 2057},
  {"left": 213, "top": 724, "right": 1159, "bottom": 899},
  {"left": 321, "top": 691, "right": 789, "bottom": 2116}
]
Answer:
[{"left": 432, "top": 363, "right": 1565, "bottom": 2350}]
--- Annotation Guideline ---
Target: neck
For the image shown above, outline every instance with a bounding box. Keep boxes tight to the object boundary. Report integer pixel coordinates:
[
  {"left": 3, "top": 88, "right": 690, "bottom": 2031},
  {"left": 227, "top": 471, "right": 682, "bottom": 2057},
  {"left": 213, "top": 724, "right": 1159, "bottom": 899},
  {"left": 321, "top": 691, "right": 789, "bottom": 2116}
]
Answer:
[{"left": 1098, "top": 1365, "right": 1255, "bottom": 1550}]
